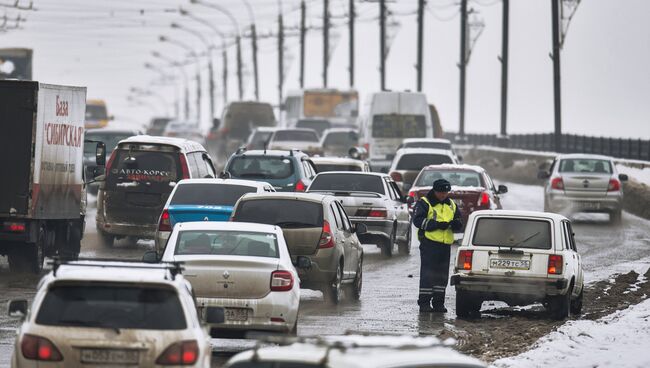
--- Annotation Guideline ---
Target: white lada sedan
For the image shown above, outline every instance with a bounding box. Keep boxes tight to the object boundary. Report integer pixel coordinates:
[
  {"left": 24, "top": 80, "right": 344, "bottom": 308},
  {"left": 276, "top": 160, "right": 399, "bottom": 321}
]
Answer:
[{"left": 159, "top": 221, "right": 301, "bottom": 337}]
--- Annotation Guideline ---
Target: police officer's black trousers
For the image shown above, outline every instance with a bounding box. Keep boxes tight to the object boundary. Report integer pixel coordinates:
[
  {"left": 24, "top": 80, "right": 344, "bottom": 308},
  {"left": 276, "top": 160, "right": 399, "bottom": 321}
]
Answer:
[{"left": 418, "top": 240, "right": 451, "bottom": 307}]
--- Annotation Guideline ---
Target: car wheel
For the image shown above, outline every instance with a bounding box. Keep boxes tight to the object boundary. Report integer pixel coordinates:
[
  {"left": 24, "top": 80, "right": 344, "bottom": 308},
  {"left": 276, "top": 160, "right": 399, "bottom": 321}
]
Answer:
[
  {"left": 398, "top": 225, "right": 411, "bottom": 256},
  {"left": 610, "top": 210, "right": 622, "bottom": 224},
  {"left": 381, "top": 225, "right": 396, "bottom": 257},
  {"left": 455, "top": 289, "right": 481, "bottom": 319},
  {"left": 548, "top": 288, "right": 571, "bottom": 320},
  {"left": 345, "top": 256, "right": 363, "bottom": 301},
  {"left": 325, "top": 263, "right": 343, "bottom": 304},
  {"left": 99, "top": 231, "right": 114, "bottom": 247},
  {"left": 8, "top": 241, "right": 43, "bottom": 274},
  {"left": 570, "top": 285, "right": 584, "bottom": 315}
]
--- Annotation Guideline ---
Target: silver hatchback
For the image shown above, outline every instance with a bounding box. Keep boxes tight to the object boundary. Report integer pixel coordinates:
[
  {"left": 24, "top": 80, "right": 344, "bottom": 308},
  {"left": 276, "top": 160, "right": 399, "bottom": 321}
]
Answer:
[{"left": 538, "top": 154, "right": 628, "bottom": 223}]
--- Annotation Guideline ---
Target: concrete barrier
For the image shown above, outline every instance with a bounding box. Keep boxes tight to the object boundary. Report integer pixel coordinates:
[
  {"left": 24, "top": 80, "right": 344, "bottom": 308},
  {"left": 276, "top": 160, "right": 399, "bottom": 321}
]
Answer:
[{"left": 455, "top": 146, "right": 650, "bottom": 220}]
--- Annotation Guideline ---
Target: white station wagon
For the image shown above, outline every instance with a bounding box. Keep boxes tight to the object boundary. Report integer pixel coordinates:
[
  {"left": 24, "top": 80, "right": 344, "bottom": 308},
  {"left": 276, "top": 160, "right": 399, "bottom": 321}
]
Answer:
[
  {"left": 451, "top": 210, "right": 584, "bottom": 320},
  {"left": 157, "top": 221, "right": 301, "bottom": 337}
]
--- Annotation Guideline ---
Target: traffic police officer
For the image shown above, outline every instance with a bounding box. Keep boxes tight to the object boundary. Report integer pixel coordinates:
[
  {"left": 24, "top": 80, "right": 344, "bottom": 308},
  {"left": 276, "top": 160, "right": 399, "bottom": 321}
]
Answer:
[{"left": 413, "top": 178, "right": 463, "bottom": 313}]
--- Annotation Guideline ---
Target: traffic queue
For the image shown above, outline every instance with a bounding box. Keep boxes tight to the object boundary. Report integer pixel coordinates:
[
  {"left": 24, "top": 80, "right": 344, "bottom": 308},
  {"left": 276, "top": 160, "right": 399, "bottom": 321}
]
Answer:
[{"left": 5, "top": 89, "right": 623, "bottom": 367}]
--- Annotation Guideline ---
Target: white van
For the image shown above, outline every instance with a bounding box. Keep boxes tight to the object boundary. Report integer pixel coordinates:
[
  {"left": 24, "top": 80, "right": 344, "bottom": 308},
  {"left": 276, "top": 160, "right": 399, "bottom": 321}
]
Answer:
[{"left": 357, "top": 91, "right": 433, "bottom": 172}]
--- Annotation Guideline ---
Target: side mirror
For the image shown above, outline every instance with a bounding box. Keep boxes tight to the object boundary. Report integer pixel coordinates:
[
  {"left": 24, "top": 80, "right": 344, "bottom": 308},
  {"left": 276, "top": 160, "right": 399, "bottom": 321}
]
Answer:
[
  {"left": 405, "top": 196, "right": 415, "bottom": 205},
  {"left": 8, "top": 299, "right": 28, "bottom": 318},
  {"left": 497, "top": 184, "right": 508, "bottom": 194},
  {"left": 219, "top": 171, "right": 231, "bottom": 179},
  {"left": 618, "top": 173, "right": 628, "bottom": 182},
  {"left": 537, "top": 170, "right": 550, "bottom": 179},
  {"left": 142, "top": 250, "right": 159, "bottom": 263},
  {"left": 354, "top": 223, "right": 368, "bottom": 235},
  {"left": 205, "top": 307, "right": 225, "bottom": 324},
  {"left": 296, "top": 256, "right": 312, "bottom": 269},
  {"left": 95, "top": 142, "right": 106, "bottom": 166}
]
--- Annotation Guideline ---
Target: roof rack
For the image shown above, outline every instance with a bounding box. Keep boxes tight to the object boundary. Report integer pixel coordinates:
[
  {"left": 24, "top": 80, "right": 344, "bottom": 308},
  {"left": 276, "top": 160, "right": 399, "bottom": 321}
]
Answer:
[{"left": 48, "top": 257, "right": 184, "bottom": 280}]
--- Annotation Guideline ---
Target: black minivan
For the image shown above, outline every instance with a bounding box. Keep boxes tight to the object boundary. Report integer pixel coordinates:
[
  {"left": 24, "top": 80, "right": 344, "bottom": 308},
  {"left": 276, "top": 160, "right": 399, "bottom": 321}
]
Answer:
[{"left": 96, "top": 136, "right": 216, "bottom": 246}]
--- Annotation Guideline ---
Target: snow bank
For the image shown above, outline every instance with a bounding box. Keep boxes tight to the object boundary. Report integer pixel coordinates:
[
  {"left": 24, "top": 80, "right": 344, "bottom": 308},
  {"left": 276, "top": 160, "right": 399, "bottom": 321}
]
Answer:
[{"left": 492, "top": 298, "right": 650, "bottom": 368}]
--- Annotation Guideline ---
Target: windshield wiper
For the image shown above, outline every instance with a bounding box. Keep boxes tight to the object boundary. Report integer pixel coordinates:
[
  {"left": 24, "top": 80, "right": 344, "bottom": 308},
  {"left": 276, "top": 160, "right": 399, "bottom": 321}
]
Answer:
[
  {"left": 58, "top": 319, "right": 121, "bottom": 334},
  {"left": 511, "top": 231, "right": 541, "bottom": 248}
]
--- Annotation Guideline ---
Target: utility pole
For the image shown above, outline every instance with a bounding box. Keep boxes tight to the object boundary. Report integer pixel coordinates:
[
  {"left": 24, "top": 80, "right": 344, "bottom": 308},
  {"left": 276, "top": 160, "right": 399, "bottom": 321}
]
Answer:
[
  {"left": 379, "top": 0, "right": 386, "bottom": 91},
  {"left": 323, "top": 0, "right": 330, "bottom": 87},
  {"left": 196, "top": 70, "right": 201, "bottom": 123},
  {"left": 236, "top": 36, "right": 243, "bottom": 100},
  {"left": 278, "top": 12, "right": 284, "bottom": 111},
  {"left": 299, "top": 0, "right": 306, "bottom": 88},
  {"left": 458, "top": 0, "right": 468, "bottom": 137},
  {"left": 251, "top": 24, "right": 259, "bottom": 100},
  {"left": 416, "top": 0, "right": 425, "bottom": 91},
  {"left": 208, "top": 60, "right": 215, "bottom": 122},
  {"left": 551, "top": 0, "right": 562, "bottom": 153},
  {"left": 498, "top": 0, "right": 509, "bottom": 146},
  {"left": 222, "top": 47, "right": 228, "bottom": 105},
  {"left": 349, "top": 0, "right": 355, "bottom": 87}
]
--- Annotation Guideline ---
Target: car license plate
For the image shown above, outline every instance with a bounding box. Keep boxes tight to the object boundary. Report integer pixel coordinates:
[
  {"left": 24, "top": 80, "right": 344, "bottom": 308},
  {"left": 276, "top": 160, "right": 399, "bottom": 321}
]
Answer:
[
  {"left": 225, "top": 308, "right": 249, "bottom": 321},
  {"left": 490, "top": 258, "right": 530, "bottom": 270},
  {"left": 579, "top": 202, "right": 600, "bottom": 210},
  {"left": 80, "top": 349, "right": 139, "bottom": 364}
]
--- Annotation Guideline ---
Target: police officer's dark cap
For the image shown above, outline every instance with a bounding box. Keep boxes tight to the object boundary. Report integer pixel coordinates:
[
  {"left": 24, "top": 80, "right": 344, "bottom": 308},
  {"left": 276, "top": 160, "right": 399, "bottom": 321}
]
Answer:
[{"left": 433, "top": 179, "right": 451, "bottom": 192}]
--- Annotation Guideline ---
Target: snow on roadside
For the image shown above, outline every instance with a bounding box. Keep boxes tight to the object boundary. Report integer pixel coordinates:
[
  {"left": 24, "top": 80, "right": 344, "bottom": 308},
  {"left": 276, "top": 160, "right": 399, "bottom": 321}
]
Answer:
[
  {"left": 617, "top": 164, "right": 650, "bottom": 186},
  {"left": 492, "top": 298, "right": 650, "bottom": 368}
]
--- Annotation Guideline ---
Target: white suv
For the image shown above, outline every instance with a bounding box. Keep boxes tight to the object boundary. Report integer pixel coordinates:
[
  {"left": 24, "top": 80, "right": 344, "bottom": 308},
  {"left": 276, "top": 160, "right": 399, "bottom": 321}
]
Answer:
[
  {"left": 451, "top": 210, "right": 584, "bottom": 320},
  {"left": 7, "top": 260, "right": 211, "bottom": 367}
]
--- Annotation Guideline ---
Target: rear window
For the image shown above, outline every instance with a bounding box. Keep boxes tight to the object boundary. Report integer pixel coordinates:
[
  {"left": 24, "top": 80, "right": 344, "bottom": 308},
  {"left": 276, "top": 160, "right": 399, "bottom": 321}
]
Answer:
[
  {"left": 415, "top": 170, "right": 484, "bottom": 188},
  {"left": 559, "top": 159, "right": 612, "bottom": 174},
  {"left": 372, "top": 114, "right": 426, "bottom": 138},
  {"left": 472, "top": 218, "right": 552, "bottom": 249},
  {"left": 273, "top": 130, "right": 319, "bottom": 142},
  {"left": 175, "top": 230, "right": 279, "bottom": 258},
  {"left": 396, "top": 154, "right": 453, "bottom": 171},
  {"left": 314, "top": 164, "right": 363, "bottom": 172},
  {"left": 171, "top": 184, "right": 256, "bottom": 206},
  {"left": 228, "top": 156, "right": 295, "bottom": 180},
  {"left": 234, "top": 199, "right": 323, "bottom": 228},
  {"left": 107, "top": 148, "right": 181, "bottom": 189},
  {"left": 403, "top": 141, "right": 451, "bottom": 150},
  {"left": 36, "top": 283, "right": 186, "bottom": 330},
  {"left": 323, "top": 132, "right": 358, "bottom": 146},
  {"left": 309, "top": 174, "right": 385, "bottom": 194}
]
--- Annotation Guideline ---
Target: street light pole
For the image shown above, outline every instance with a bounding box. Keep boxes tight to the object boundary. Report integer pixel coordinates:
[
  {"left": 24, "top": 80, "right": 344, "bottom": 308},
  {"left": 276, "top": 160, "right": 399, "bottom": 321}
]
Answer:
[
  {"left": 551, "top": 0, "right": 562, "bottom": 153},
  {"left": 242, "top": 0, "right": 259, "bottom": 101},
  {"left": 299, "top": 0, "right": 306, "bottom": 88},
  {"left": 323, "top": 0, "right": 329, "bottom": 87},
  {"left": 379, "top": 0, "right": 386, "bottom": 91},
  {"left": 159, "top": 35, "right": 202, "bottom": 123},
  {"left": 416, "top": 0, "right": 425, "bottom": 92},
  {"left": 459, "top": 0, "right": 468, "bottom": 137},
  {"left": 349, "top": 0, "right": 355, "bottom": 87}
]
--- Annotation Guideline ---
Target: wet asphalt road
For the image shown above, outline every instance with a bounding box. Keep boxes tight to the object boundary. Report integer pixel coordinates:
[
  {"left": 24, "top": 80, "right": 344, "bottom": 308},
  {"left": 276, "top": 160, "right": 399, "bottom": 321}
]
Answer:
[{"left": 1, "top": 182, "right": 649, "bottom": 366}]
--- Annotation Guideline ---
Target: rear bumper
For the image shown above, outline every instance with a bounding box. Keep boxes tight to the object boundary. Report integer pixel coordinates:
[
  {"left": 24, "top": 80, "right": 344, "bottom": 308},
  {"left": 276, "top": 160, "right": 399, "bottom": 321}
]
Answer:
[
  {"left": 451, "top": 274, "right": 569, "bottom": 297},
  {"left": 547, "top": 192, "right": 623, "bottom": 213},
  {"left": 97, "top": 220, "right": 157, "bottom": 239},
  {"left": 196, "top": 292, "right": 299, "bottom": 334}
]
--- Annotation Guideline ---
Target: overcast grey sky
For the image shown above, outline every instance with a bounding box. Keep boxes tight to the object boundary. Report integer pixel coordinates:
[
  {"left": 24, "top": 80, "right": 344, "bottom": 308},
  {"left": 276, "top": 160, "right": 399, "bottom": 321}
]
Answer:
[{"left": 1, "top": 0, "right": 648, "bottom": 138}]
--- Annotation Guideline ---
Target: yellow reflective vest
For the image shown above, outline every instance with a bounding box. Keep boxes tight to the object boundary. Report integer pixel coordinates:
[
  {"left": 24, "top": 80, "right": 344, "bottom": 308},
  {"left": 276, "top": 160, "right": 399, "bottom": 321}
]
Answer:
[{"left": 421, "top": 197, "right": 457, "bottom": 245}]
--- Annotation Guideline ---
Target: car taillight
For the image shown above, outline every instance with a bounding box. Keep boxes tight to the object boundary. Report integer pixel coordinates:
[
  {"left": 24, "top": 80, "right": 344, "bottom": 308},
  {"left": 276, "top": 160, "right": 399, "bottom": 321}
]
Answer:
[
  {"left": 5, "top": 222, "right": 26, "bottom": 232},
  {"left": 295, "top": 179, "right": 307, "bottom": 192},
  {"left": 363, "top": 143, "right": 369, "bottom": 152},
  {"left": 21, "top": 334, "right": 63, "bottom": 361},
  {"left": 551, "top": 177, "right": 564, "bottom": 190},
  {"left": 389, "top": 171, "right": 403, "bottom": 182},
  {"left": 548, "top": 254, "right": 563, "bottom": 274},
  {"left": 156, "top": 340, "right": 199, "bottom": 365},
  {"left": 179, "top": 154, "right": 190, "bottom": 179},
  {"left": 607, "top": 179, "right": 621, "bottom": 192},
  {"left": 355, "top": 208, "right": 387, "bottom": 218},
  {"left": 158, "top": 209, "right": 172, "bottom": 232},
  {"left": 270, "top": 270, "right": 294, "bottom": 291},
  {"left": 457, "top": 250, "right": 473, "bottom": 270},
  {"left": 478, "top": 192, "right": 490, "bottom": 207},
  {"left": 318, "top": 220, "right": 334, "bottom": 249}
]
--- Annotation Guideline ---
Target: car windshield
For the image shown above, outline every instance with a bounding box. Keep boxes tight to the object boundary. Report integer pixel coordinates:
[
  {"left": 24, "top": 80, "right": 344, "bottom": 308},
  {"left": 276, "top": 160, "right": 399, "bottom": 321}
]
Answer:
[
  {"left": 171, "top": 184, "right": 257, "bottom": 206},
  {"left": 309, "top": 174, "right": 385, "bottom": 194},
  {"left": 234, "top": 199, "right": 323, "bottom": 228},
  {"left": 314, "top": 164, "right": 363, "bottom": 172},
  {"left": 396, "top": 154, "right": 454, "bottom": 170},
  {"left": 415, "top": 170, "right": 484, "bottom": 188},
  {"left": 559, "top": 159, "right": 612, "bottom": 174},
  {"left": 472, "top": 218, "right": 552, "bottom": 249},
  {"left": 323, "top": 132, "right": 358, "bottom": 146},
  {"left": 372, "top": 114, "right": 426, "bottom": 138},
  {"left": 228, "top": 156, "right": 294, "bottom": 180},
  {"left": 36, "top": 283, "right": 186, "bottom": 330},
  {"left": 84, "top": 133, "right": 133, "bottom": 155},
  {"left": 175, "top": 230, "right": 279, "bottom": 258},
  {"left": 402, "top": 141, "right": 452, "bottom": 150},
  {"left": 273, "top": 130, "right": 319, "bottom": 142}
]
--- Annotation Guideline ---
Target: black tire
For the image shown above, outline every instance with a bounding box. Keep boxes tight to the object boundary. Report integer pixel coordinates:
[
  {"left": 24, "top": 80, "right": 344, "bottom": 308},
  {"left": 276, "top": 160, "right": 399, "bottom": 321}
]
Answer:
[
  {"left": 8, "top": 242, "right": 43, "bottom": 274},
  {"left": 381, "top": 225, "right": 396, "bottom": 257},
  {"left": 324, "top": 263, "right": 343, "bottom": 304},
  {"left": 610, "top": 210, "right": 622, "bottom": 224},
  {"left": 345, "top": 256, "right": 363, "bottom": 301},
  {"left": 456, "top": 289, "right": 481, "bottom": 319},
  {"left": 99, "top": 231, "right": 114, "bottom": 247},
  {"left": 64, "top": 222, "right": 82, "bottom": 261},
  {"left": 548, "top": 288, "right": 571, "bottom": 320},
  {"left": 398, "top": 225, "right": 411, "bottom": 256},
  {"left": 570, "top": 286, "right": 584, "bottom": 315}
]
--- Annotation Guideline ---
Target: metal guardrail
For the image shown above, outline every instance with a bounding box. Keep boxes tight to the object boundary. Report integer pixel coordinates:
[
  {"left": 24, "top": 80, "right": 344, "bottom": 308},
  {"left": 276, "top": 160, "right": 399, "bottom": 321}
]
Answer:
[{"left": 444, "top": 133, "right": 650, "bottom": 162}]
